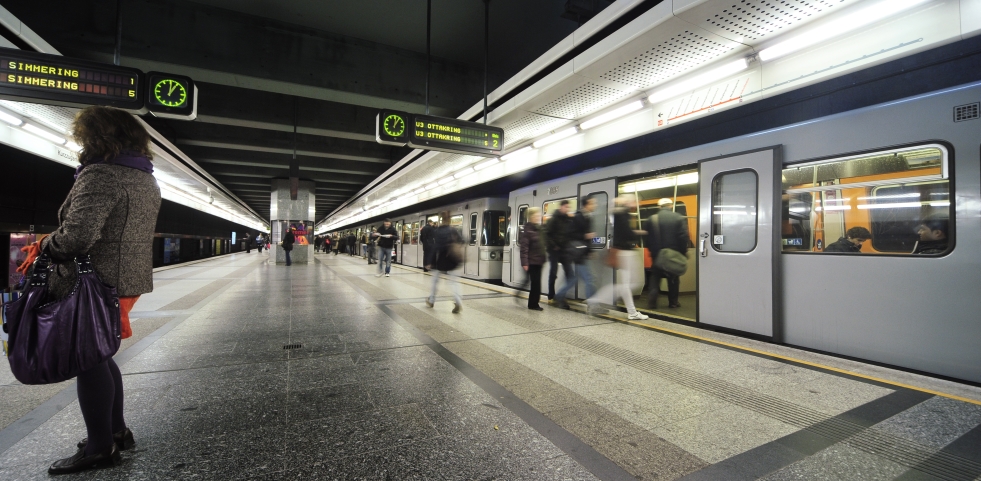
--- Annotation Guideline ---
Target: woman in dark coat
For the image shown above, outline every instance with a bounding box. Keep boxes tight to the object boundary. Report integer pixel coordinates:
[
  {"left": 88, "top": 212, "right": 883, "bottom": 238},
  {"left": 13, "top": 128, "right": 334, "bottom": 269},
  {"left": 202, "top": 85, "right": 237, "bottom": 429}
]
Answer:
[
  {"left": 520, "top": 207, "right": 546, "bottom": 310},
  {"left": 35, "top": 106, "right": 161, "bottom": 474}
]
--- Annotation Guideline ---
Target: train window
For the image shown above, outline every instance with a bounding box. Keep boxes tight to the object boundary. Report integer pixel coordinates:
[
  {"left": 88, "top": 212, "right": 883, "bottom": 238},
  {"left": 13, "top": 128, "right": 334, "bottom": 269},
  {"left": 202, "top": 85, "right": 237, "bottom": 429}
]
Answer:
[
  {"left": 450, "top": 215, "right": 463, "bottom": 228},
  {"left": 542, "top": 198, "right": 577, "bottom": 223},
  {"left": 584, "top": 192, "right": 609, "bottom": 247},
  {"left": 619, "top": 171, "right": 698, "bottom": 250},
  {"left": 517, "top": 205, "right": 529, "bottom": 241},
  {"left": 782, "top": 145, "right": 950, "bottom": 255},
  {"left": 711, "top": 170, "right": 758, "bottom": 253},
  {"left": 399, "top": 221, "right": 409, "bottom": 244},
  {"left": 505, "top": 207, "right": 513, "bottom": 245},
  {"left": 411, "top": 222, "right": 420, "bottom": 245},
  {"left": 469, "top": 212, "right": 478, "bottom": 246},
  {"left": 482, "top": 210, "right": 507, "bottom": 246}
]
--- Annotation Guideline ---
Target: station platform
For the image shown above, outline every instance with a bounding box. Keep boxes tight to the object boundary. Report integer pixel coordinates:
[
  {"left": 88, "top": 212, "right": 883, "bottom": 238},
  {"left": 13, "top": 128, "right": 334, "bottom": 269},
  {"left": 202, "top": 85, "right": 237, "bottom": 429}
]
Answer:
[{"left": 2, "top": 252, "right": 981, "bottom": 480}]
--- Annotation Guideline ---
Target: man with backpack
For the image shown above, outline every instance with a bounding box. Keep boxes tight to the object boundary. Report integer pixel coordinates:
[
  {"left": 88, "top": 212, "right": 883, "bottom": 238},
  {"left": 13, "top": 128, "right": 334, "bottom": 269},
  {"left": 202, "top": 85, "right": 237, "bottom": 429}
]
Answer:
[{"left": 644, "top": 198, "right": 690, "bottom": 309}]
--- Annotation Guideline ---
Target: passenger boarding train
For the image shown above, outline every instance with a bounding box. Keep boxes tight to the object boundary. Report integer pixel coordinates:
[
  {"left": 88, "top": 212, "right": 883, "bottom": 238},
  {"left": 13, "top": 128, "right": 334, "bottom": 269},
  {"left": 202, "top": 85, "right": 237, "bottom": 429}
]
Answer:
[{"left": 335, "top": 81, "right": 981, "bottom": 384}]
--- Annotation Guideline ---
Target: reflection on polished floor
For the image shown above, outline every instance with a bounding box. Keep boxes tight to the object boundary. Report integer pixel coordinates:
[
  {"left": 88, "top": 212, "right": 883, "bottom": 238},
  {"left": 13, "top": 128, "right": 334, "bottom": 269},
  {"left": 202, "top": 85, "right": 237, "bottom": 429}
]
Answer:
[{"left": 1, "top": 252, "right": 980, "bottom": 480}]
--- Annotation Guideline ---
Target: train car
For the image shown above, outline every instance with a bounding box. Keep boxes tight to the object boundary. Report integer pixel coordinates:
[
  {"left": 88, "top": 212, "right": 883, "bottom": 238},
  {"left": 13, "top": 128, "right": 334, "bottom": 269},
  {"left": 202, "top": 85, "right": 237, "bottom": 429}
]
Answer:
[
  {"left": 500, "top": 81, "right": 981, "bottom": 383},
  {"left": 348, "top": 197, "right": 508, "bottom": 281}
]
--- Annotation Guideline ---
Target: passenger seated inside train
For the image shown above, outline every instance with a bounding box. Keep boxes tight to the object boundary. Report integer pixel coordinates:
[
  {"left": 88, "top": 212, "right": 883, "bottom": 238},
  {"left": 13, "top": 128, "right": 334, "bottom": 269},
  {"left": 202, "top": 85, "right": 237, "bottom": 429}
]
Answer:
[
  {"left": 913, "top": 215, "right": 949, "bottom": 254},
  {"left": 823, "top": 227, "right": 872, "bottom": 253}
]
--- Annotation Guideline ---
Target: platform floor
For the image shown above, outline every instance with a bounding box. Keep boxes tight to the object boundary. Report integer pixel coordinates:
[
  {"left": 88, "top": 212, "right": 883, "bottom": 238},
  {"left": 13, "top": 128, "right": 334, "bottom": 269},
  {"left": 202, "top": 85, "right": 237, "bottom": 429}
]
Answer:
[{"left": 2, "top": 252, "right": 981, "bottom": 480}]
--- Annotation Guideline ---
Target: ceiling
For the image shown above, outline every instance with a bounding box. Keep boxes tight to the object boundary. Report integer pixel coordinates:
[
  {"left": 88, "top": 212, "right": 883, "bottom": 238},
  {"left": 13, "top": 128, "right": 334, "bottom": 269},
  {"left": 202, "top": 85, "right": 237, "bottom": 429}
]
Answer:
[{"left": 3, "top": 0, "right": 610, "bottom": 222}]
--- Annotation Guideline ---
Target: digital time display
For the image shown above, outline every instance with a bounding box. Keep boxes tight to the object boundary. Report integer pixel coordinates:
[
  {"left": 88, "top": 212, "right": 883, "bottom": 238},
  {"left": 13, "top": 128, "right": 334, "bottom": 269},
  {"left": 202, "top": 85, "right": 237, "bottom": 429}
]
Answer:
[
  {"left": 409, "top": 115, "right": 503, "bottom": 156},
  {"left": 0, "top": 48, "right": 143, "bottom": 109}
]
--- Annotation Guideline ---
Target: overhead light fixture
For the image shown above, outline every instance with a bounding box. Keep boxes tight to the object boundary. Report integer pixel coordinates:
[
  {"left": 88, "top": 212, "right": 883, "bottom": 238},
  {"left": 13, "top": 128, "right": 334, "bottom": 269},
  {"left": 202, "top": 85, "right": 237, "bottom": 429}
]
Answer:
[
  {"left": 758, "top": 0, "right": 930, "bottom": 61},
  {"left": 474, "top": 157, "right": 500, "bottom": 171},
  {"left": 533, "top": 126, "right": 579, "bottom": 149},
  {"left": 0, "top": 108, "right": 23, "bottom": 126},
  {"left": 580, "top": 101, "right": 645, "bottom": 130},
  {"left": 22, "top": 123, "right": 67, "bottom": 145},
  {"left": 648, "top": 58, "right": 749, "bottom": 105},
  {"left": 437, "top": 176, "right": 454, "bottom": 185},
  {"left": 425, "top": 181, "right": 439, "bottom": 190},
  {"left": 501, "top": 146, "right": 533, "bottom": 161},
  {"left": 454, "top": 167, "right": 475, "bottom": 179},
  {"left": 412, "top": 187, "right": 426, "bottom": 195}
]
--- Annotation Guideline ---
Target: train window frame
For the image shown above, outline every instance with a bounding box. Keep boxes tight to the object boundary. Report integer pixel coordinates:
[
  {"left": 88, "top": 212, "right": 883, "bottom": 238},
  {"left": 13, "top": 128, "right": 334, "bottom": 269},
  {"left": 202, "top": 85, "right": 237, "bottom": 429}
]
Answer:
[
  {"left": 469, "top": 212, "right": 478, "bottom": 246},
  {"left": 516, "top": 204, "right": 529, "bottom": 243},
  {"left": 541, "top": 197, "right": 577, "bottom": 224},
  {"left": 482, "top": 210, "right": 507, "bottom": 247},
  {"left": 781, "top": 142, "right": 954, "bottom": 257},
  {"left": 711, "top": 169, "right": 759, "bottom": 253}
]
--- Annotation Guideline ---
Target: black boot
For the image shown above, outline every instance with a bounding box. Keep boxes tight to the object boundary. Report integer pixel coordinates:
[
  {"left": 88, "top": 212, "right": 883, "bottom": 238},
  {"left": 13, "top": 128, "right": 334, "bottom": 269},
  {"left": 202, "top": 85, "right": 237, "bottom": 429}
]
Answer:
[
  {"left": 77, "top": 427, "right": 136, "bottom": 451},
  {"left": 48, "top": 444, "right": 121, "bottom": 475}
]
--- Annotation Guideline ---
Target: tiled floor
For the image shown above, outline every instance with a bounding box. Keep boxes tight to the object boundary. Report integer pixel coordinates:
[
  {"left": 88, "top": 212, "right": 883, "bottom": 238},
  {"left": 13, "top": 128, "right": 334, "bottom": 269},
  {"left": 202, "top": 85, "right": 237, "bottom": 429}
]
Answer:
[{"left": 1, "top": 252, "right": 980, "bottom": 480}]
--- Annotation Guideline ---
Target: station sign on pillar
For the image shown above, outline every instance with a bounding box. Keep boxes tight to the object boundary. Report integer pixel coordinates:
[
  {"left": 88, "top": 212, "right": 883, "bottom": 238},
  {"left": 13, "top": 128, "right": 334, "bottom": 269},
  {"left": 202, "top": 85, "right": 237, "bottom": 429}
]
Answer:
[{"left": 145, "top": 71, "right": 197, "bottom": 120}]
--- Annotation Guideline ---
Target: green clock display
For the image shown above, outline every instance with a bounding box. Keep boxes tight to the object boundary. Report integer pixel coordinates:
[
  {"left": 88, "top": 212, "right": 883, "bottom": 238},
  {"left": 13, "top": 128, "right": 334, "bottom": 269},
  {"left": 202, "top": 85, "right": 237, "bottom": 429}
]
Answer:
[
  {"left": 383, "top": 114, "right": 406, "bottom": 137},
  {"left": 153, "top": 78, "right": 187, "bottom": 107}
]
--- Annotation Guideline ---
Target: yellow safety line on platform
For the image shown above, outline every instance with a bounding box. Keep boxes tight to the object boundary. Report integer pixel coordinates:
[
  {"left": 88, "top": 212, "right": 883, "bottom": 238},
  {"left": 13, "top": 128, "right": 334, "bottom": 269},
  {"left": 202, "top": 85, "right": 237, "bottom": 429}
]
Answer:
[
  {"left": 388, "top": 260, "right": 981, "bottom": 405},
  {"left": 614, "top": 317, "right": 981, "bottom": 406}
]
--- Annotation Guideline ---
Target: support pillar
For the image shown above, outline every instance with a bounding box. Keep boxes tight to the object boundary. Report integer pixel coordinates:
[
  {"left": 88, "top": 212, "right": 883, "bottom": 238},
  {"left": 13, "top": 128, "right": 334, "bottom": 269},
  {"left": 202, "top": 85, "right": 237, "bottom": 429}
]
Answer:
[{"left": 270, "top": 179, "right": 315, "bottom": 264}]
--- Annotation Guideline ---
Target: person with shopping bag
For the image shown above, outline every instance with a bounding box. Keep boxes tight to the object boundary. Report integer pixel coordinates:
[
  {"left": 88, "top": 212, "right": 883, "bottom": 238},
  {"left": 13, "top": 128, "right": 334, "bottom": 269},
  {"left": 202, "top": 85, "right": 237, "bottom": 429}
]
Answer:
[{"left": 10, "top": 106, "right": 161, "bottom": 474}]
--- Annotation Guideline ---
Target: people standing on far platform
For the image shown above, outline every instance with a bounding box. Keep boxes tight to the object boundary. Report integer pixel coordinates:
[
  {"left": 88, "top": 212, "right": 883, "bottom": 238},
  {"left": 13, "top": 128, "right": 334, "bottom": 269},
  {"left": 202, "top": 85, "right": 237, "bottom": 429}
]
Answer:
[
  {"left": 347, "top": 232, "right": 357, "bottom": 256},
  {"left": 427, "top": 211, "right": 464, "bottom": 313},
  {"left": 256, "top": 233, "right": 265, "bottom": 254},
  {"left": 244, "top": 232, "right": 252, "bottom": 254},
  {"left": 420, "top": 219, "right": 436, "bottom": 272},
  {"left": 366, "top": 227, "right": 377, "bottom": 265},
  {"left": 314, "top": 235, "right": 322, "bottom": 253},
  {"left": 324, "top": 235, "right": 331, "bottom": 254},
  {"left": 374, "top": 220, "right": 398, "bottom": 277},
  {"left": 520, "top": 207, "right": 546, "bottom": 311},
  {"left": 282, "top": 227, "right": 295, "bottom": 266}
]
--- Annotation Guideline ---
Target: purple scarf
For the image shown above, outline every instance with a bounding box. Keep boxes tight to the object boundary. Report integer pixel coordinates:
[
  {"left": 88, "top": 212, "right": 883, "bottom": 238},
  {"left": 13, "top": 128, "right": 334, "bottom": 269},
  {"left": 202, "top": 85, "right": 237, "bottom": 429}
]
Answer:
[{"left": 74, "top": 151, "right": 154, "bottom": 180}]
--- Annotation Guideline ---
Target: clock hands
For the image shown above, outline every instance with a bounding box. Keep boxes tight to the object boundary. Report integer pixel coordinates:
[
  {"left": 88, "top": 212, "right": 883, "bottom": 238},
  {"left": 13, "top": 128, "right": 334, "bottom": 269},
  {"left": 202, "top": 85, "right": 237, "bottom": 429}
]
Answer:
[{"left": 167, "top": 81, "right": 177, "bottom": 96}]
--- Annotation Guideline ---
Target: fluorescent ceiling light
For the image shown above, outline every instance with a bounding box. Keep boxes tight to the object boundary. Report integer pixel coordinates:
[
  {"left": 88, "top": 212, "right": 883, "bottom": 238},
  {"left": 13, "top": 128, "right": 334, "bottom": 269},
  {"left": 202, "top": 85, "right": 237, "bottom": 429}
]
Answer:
[
  {"left": 22, "top": 123, "right": 66, "bottom": 145},
  {"left": 533, "top": 127, "right": 579, "bottom": 148},
  {"left": 65, "top": 141, "right": 82, "bottom": 152},
  {"left": 501, "top": 146, "right": 533, "bottom": 161},
  {"left": 412, "top": 187, "right": 426, "bottom": 195},
  {"left": 858, "top": 193, "right": 919, "bottom": 200},
  {"left": 454, "top": 167, "right": 474, "bottom": 179},
  {"left": 437, "top": 176, "right": 454, "bottom": 185},
  {"left": 0, "top": 109, "right": 23, "bottom": 126},
  {"left": 474, "top": 158, "right": 500, "bottom": 171},
  {"left": 857, "top": 202, "right": 923, "bottom": 209},
  {"left": 580, "top": 101, "right": 645, "bottom": 130},
  {"left": 648, "top": 58, "right": 748, "bottom": 104},
  {"left": 816, "top": 205, "right": 851, "bottom": 211},
  {"left": 677, "top": 172, "right": 699, "bottom": 185},
  {"left": 759, "top": 0, "right": 930, "bottom": 62},
  {"left": 425, "top": 182, "right": 439, "bottom": 190}
]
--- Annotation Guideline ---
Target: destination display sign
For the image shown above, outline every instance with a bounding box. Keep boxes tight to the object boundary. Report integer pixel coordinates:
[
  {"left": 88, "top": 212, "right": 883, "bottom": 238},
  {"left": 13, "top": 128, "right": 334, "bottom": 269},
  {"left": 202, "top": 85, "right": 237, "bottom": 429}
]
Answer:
[
  {"left": 0, "top": 48, "right": 143, "bottom": 110},
  {"left": 375, "top": 110, "right": 503, "bottom": 156},
  {"left": 409, "top": 115, "right": 503, "bottom": 156}
]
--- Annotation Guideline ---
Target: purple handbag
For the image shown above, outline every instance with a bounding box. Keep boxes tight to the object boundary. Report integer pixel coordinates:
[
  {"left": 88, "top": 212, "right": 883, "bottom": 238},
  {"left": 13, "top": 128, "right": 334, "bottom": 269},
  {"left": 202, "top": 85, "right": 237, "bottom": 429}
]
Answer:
[{"left": 2, "top": 254, "right": 121, "bottom": 384}]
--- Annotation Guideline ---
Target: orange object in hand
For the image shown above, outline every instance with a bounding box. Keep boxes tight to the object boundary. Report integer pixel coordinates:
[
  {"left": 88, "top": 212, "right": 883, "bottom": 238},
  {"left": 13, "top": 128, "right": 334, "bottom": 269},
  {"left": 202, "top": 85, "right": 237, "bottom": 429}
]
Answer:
[{"left": 16, "top": 243, "right": 41, "bottom": 276}]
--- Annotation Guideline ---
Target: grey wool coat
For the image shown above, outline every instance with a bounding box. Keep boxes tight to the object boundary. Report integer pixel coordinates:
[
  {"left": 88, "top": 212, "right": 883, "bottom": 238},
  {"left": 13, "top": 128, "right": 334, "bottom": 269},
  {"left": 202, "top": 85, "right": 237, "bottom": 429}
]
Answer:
[{"left": 41, "top": 163, "right": 161, "bottom": 299}]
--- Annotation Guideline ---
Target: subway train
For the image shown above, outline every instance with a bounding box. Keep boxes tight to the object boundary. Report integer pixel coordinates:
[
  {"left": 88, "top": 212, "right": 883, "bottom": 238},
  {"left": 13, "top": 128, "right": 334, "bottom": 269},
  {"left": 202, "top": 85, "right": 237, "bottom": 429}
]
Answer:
[
  {"left": 333, "top": 81, "right": 981, "bottom": 384},
  {"left": 334, "top": 197, "right": 508, "bottom": 282}
]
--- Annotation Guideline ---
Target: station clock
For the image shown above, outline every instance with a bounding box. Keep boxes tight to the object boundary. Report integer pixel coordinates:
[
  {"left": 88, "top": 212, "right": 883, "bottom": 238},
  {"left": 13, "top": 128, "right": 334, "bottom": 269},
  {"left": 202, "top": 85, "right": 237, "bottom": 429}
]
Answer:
[
  {"left": 145, "top": 71, "right": 196, "bottom": 120},
  {"left": 376, "top": 110, "right": 409, "bottom": 146}
]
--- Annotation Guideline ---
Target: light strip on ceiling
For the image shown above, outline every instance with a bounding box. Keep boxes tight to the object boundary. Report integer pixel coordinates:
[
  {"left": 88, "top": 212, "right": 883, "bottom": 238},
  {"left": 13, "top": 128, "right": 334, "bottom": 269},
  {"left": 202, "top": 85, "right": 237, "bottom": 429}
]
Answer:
[
  {"left": 22, "top": 123, "right": 66, "bottom": 145},
  {"left": 0, "top": 107, "right": 24, "bottom": 126},
  {"left": 474, "top": 157, "right": 500, "bottom": 171},
  {"left": 533, "top": 127, "right": 579, "bottom": 148},
  {"left": 580, "top": 100, "right": 645, "bottom": 130},
  {"left": 648, "top": 58, "right": 749, "bottom": 105},
  {"left": 501, "top": 146, "right": 533, "bottom": 161},
  {"left": 437, "top": 176, "right": 454, "bottom": 185},
  {"left": 758, "top": 0, "right": 930, "bottom": 62},
  {"left": 454, "top": 166, "right": 475, "bottom": 179}
]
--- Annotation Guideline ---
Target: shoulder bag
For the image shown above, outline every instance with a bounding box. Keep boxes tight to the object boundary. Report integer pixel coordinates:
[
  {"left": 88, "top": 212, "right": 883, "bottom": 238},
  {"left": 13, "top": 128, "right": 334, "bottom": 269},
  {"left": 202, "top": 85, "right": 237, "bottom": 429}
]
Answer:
[
  {"left": 2, "top": 253, "right": 121, "bottom": 385},
  {"left": 651, "top": 214, "right": 688, "bottom": 277}
]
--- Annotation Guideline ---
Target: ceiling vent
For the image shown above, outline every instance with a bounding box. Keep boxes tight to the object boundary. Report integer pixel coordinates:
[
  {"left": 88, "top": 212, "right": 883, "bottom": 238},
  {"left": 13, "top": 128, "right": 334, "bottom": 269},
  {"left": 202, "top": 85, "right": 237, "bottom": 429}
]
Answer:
[
  {"left": 702, "top": 0, "right": 848, "bottom": 41},
  {"left": 534, "top": 83, "right": 630, "bottom": 120},
  {"left": 599, "top": 31, "right": 736, "bottom": 89}
]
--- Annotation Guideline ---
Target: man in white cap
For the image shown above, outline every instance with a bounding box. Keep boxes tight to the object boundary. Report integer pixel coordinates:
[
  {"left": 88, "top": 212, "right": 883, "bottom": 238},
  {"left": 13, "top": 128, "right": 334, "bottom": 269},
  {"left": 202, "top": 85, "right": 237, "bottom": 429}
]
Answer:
[{"left": 644, "top": 198, "right": 690, "bottom": 309}]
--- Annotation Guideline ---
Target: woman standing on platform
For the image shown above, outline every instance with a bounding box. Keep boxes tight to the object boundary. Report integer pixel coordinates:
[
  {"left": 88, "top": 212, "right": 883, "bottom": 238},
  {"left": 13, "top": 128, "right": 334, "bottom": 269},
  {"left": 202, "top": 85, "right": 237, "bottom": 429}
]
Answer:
[
  {"left": 29, "top": 106, "right": 161, "bottom": 474},
  {"left": 520, "top": 207, "right": 546, "bottom": 311}
]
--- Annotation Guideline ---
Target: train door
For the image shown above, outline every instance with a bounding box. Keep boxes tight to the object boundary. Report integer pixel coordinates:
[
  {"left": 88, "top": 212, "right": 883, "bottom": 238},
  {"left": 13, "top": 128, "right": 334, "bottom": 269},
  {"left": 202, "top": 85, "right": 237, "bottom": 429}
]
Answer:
[
  {"left": 465, "top": 211, "right": 479, "bottom": 276},
  {"left": 395, "top": 220, "right": 405, "bottom": 263},
  {"left": 507, "top": 193, "right": 534, "bottom": 286},
  {"left": 697, "top": 148, "right": 781, "bottom": 338},
  {"left": 577, "top": 179, "right": 615, "bottom": 301}
]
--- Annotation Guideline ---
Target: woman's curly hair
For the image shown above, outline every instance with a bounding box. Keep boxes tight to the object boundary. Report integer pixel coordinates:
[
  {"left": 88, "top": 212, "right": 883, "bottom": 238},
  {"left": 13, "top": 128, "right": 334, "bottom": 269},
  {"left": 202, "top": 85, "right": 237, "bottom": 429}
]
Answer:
[{"left": 71, "top": 106, "right": 153, "bottom": 165}]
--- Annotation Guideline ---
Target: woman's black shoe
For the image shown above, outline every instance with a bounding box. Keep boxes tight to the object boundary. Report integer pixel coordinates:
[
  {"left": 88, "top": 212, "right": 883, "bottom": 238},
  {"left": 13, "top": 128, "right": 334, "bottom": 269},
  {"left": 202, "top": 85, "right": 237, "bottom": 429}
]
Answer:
[
  {"left": 528, "top": 306, "right": 544, "bottom": 311},
  {"left": 48, "top": 444, "right": 121, "bottom": 475},
  {"left": 77, "top": 427, "right": 135, "bottom": 451}
]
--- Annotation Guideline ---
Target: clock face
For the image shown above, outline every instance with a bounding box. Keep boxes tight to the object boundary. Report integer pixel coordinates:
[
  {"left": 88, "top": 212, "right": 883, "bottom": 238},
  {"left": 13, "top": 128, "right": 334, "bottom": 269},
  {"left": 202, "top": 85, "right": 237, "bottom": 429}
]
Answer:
[
  {"left": 153, "top": 79, "right": 187, "bottom": 107},
  {"left": 383, "top": 114, "right": 405, "bottom": 137}
]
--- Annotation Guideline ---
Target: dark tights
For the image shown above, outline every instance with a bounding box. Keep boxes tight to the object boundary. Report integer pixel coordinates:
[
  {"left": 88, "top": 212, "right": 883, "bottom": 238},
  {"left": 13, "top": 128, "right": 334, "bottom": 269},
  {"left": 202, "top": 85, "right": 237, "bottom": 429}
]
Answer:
[{"left": 76, "top": 358, "right": 125, "bottom": 455}]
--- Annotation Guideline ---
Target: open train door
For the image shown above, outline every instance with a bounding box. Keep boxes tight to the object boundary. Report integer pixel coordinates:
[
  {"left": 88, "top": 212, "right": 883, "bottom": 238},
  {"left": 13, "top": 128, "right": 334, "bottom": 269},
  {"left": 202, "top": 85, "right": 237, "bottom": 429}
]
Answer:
[
  {"left": 577, "top": 179, "right": 615, "bottom": 301},
  {"left": 697, "top": 147, "right": 782, "bottom": 340}
]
